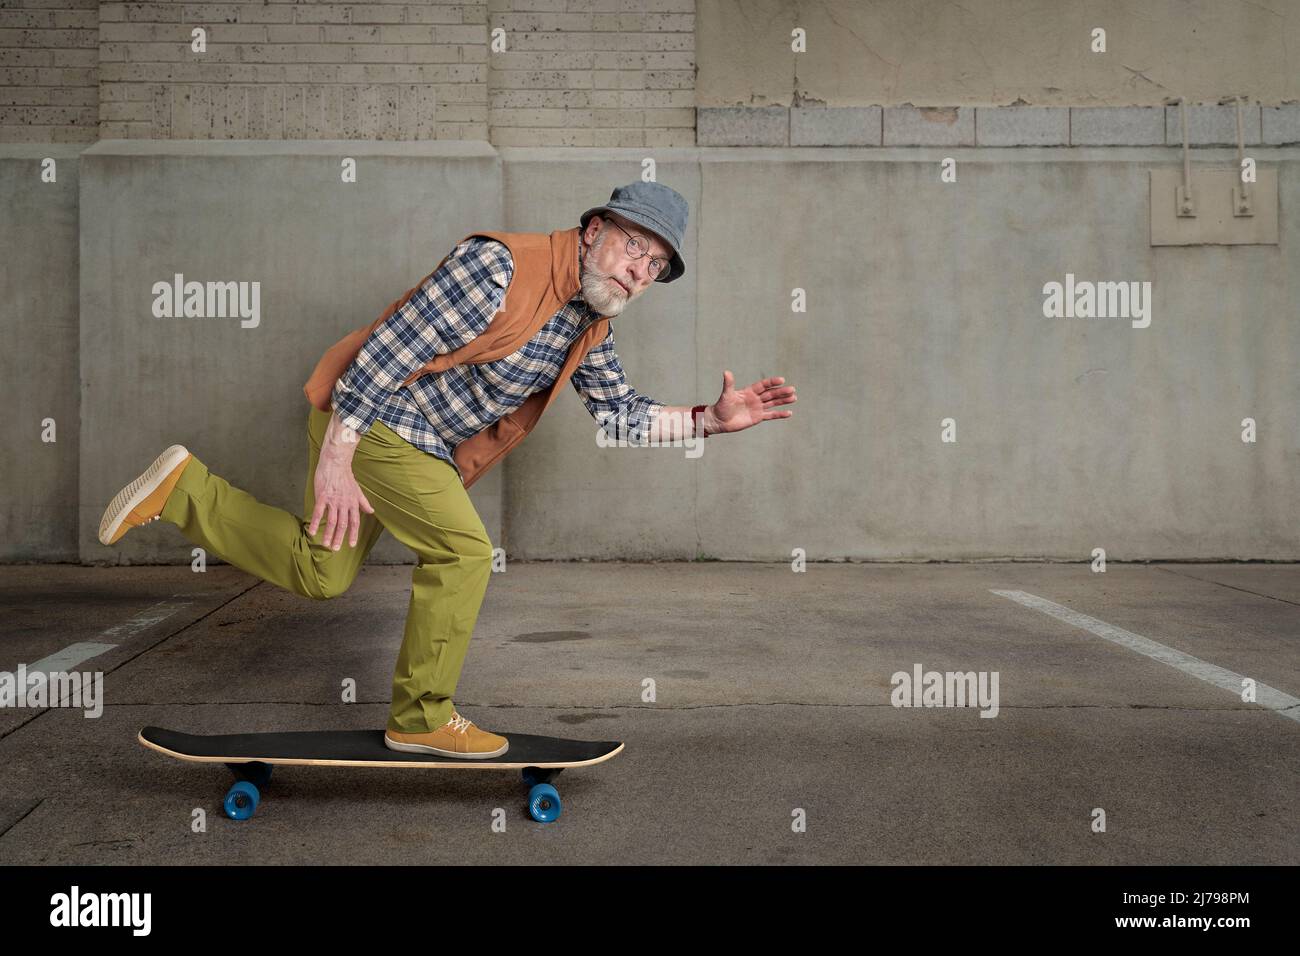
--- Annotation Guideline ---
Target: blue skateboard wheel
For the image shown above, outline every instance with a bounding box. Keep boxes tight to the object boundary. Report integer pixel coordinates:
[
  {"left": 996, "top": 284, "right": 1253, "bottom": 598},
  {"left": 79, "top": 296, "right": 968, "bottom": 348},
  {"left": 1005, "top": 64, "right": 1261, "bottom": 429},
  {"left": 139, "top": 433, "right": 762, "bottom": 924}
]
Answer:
[
  {"left": 527, "top": 783, "right": 561, "bottom": 823},
  {"left": 224, "top": 780, "right": 261, "bottom": 820}
]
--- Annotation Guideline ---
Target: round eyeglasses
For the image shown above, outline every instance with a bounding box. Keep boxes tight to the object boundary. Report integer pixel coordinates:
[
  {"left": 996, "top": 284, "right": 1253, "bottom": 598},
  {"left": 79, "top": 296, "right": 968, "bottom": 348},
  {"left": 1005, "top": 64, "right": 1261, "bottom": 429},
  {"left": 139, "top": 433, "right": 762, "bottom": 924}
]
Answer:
[{"left": 603, "top": 217, "right": 669, "bottom": 279}]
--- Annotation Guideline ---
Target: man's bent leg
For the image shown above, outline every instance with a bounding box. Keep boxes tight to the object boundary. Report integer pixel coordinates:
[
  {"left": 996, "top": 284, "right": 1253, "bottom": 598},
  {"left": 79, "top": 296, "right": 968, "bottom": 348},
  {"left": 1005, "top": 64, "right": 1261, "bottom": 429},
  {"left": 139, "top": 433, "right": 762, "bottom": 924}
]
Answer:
[
  {"left": 157, "top": 409, "right": 384, "bottom": 600},
  {"left": 342, "top": 418, "right": 494, "bottom": 734}
]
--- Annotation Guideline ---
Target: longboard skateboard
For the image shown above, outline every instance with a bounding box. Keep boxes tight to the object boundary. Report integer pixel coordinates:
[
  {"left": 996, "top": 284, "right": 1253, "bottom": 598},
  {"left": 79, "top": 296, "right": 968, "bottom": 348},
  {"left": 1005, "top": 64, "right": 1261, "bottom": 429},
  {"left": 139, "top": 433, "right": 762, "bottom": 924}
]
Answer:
[{"left": 138, "top": 725, "right": 623, "bottom": 823}]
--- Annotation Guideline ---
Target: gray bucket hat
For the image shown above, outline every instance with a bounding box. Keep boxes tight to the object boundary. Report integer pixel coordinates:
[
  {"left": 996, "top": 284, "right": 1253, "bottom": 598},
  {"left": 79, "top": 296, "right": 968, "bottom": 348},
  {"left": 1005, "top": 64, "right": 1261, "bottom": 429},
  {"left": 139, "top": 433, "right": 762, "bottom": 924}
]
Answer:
[{"left": 580, "top": 182, "right": 688, "bottom": 283}]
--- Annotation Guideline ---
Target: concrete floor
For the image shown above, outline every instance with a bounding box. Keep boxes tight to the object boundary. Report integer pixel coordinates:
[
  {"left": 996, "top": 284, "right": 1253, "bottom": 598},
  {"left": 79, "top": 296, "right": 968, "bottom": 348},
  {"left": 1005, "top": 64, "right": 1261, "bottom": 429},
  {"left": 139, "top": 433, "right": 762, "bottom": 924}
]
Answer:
[{"left": 0, "top": 561, "right": 1295, "bottom": 865}]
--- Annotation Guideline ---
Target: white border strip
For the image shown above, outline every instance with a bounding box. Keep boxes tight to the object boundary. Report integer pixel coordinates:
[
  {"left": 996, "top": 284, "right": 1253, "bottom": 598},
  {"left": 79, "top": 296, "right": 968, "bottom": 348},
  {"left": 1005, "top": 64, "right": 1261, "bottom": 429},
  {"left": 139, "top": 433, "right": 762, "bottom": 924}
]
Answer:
[{"left": 991, "top": 589, "right": 1300, "bottom": 724}]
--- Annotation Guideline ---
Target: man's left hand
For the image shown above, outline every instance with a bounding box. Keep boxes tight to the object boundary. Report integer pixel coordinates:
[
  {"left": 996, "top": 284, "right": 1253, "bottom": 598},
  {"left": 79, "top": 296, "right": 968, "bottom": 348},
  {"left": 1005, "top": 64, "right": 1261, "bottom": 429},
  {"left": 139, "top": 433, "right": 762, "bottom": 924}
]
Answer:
[{"left": 704, "top": 370, "right": 797, "bottom": 435}]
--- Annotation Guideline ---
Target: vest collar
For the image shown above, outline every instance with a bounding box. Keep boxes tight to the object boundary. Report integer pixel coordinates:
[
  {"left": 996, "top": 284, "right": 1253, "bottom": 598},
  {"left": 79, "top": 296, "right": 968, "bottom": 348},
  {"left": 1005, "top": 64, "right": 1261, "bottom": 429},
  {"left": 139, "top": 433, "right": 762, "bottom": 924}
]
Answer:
[{"left": 554, "top": 226, "right": 584, "bottom": 308}]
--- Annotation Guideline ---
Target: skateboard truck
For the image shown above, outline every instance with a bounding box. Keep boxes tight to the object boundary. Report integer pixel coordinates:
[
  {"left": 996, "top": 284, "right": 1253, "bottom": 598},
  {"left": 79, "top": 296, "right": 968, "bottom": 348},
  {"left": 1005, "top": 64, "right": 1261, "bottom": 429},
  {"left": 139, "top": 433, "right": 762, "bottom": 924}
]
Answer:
[{"left": 220, "top": 761, "right": 565, "bottom": 823}]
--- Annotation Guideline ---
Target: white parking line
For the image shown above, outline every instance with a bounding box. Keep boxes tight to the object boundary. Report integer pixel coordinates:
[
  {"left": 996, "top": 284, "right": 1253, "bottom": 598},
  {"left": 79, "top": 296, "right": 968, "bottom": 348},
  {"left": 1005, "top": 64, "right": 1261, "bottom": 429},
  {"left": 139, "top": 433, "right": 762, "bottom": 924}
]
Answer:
[
  {"left": 991, "top": 589, "right": 1300, "bottom": 724},
  {"left": 20, "top": 598, "right": 192, "bottom": 673},
  {"left": 98, "top": 600, "right": 192, "bottom": 640},
  {"left": 26, "top": 642, "right": 118, "bottom": 673}
]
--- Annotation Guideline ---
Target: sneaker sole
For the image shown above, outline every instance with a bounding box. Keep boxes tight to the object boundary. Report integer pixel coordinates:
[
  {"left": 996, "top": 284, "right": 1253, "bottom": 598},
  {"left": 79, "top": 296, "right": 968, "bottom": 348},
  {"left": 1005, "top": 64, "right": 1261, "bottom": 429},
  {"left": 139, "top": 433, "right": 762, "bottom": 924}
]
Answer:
[
  {"left": 98, "top": 444, "right": 190, "bottom": 546},
  {"left": 383, "top": 735, "right": 508, "bottom": 759}
]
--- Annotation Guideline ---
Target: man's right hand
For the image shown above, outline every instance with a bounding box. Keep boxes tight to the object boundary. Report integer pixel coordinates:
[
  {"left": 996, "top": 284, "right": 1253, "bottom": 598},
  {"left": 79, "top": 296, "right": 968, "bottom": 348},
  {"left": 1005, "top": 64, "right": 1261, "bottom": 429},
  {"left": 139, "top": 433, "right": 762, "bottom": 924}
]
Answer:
[{"left": 309, "top": 413, "right": 375, "bottom": 550}]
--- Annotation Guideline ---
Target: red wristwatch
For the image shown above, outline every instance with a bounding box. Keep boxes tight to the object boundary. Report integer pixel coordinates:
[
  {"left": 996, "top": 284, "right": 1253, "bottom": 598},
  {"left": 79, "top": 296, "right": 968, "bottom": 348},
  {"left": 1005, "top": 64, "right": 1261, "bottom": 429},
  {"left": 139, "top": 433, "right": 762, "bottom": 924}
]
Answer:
[{"left": 691, "top": 404, "right": 709, "bottom": 437}]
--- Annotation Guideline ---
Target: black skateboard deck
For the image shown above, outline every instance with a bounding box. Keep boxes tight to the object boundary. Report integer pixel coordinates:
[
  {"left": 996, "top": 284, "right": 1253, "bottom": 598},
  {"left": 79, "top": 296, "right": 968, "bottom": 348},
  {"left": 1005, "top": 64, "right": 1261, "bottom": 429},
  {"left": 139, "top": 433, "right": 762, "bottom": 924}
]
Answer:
[{"left": 139, "top": 725, "right": 623, "bottom": 823}]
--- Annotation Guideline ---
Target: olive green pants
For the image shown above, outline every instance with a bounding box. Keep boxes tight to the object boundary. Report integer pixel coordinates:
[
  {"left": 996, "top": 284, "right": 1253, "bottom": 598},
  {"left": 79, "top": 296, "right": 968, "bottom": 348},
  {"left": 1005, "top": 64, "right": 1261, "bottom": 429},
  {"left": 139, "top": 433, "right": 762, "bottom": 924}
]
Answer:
[{"left": 158, "top": 405, "right": 494, "bottom": 733}]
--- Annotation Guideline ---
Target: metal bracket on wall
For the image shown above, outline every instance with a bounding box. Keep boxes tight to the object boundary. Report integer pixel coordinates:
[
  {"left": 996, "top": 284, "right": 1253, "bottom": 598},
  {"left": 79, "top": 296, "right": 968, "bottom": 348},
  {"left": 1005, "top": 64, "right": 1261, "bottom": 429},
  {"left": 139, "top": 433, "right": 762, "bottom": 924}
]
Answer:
[
  {"left": 1175, "top": 98, "right": 1195, "bottom": 218},
  {"left": 1231, "top": 97, "right": 1254, "bottom": 218},
  {"left": 1151, "top": 96, "right": 1277, "bottom": 246}
]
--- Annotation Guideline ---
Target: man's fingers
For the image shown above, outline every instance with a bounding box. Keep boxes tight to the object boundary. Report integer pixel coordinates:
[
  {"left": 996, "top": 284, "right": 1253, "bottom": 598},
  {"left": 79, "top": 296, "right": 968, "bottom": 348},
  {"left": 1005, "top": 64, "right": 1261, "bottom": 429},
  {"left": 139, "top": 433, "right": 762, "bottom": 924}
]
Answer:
[
  {"left": 323, "top": 503, "right": 339, "bottom": 549},
  {"left": 308, "top": 498, "right": 327, "bottom": 535},
  {"left": 311, "top": 493, "right": 371, "bottom": 548}
]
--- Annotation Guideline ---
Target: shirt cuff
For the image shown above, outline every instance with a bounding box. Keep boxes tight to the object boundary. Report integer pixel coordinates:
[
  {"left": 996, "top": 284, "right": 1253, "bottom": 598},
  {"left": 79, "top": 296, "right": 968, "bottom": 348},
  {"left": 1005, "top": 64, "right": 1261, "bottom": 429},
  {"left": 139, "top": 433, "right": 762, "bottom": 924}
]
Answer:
[{"left": 330, "top": 377, "right": 381, "bottom": 435}]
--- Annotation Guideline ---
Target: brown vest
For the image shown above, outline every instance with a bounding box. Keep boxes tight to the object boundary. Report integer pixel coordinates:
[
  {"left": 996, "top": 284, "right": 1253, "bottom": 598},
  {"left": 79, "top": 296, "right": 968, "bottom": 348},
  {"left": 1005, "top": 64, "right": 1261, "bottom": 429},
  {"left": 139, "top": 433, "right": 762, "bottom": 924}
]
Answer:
[{"left": 302, "top": 226, "right": 610, "bottom": 489}]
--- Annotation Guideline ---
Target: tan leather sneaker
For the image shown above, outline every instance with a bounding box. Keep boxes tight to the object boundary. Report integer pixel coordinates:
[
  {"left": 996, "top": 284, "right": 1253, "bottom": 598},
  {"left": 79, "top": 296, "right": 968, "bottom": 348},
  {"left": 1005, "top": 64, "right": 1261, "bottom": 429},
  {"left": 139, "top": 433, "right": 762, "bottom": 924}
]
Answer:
[
  {"left": 385, "top": 710, "right": 509, "bottom": 759},
  {"left": 99, "top": 445, "right": 193, "bottom": 546}
]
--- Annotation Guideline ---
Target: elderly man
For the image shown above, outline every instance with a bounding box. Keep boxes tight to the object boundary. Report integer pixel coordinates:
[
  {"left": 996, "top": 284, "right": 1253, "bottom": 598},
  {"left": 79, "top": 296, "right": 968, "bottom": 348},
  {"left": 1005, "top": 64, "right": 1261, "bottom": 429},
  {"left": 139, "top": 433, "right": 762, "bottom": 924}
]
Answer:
[{"left": 98, "top": 182, "right": 796, "bottom": 758}]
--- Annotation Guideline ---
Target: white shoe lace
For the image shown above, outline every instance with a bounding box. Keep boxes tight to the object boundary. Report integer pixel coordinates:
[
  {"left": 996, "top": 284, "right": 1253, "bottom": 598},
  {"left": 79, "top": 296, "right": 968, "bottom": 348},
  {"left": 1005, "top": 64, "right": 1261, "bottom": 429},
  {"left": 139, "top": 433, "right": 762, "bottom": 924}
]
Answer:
[{"left": 445, "top": 712, "right": 472, "bottom": 733}]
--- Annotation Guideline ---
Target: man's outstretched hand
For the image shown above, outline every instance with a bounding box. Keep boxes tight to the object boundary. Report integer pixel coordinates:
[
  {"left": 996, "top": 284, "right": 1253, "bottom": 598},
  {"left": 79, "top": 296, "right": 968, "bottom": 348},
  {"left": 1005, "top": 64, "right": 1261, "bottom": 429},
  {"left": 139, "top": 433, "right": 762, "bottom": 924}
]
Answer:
[{"left": 703, "top": 370, "right": 797, "bottom": 435}]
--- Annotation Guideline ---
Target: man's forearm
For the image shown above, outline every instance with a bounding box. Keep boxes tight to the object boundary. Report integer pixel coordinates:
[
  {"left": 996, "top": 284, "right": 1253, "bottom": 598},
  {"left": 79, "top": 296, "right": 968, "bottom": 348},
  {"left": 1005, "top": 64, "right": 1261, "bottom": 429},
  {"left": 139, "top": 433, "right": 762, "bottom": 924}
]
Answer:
[
  {"left": 321, "top": 410, "right": 362, "bottom": 464},
  {"left": 647, "top": 404, "right": 719, "bottom": 443}
]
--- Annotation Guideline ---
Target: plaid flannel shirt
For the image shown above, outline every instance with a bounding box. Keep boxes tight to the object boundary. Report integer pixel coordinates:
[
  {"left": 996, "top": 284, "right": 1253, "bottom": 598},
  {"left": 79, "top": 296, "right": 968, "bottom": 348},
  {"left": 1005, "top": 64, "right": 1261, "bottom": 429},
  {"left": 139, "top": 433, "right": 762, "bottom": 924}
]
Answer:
[{"left": 330, "top": 236, "right": 664, "bottom": 483}]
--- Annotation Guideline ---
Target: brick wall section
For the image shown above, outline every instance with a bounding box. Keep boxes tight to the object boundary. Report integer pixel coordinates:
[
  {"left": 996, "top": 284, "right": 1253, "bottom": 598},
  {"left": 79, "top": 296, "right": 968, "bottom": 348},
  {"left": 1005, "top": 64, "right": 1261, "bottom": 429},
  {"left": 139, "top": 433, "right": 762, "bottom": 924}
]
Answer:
[
  {"left": 0, "top": 0, "right": 98, "bottom": 144},
  {"left": 486, "top": 0, "right": 695, "bottom": 147},
  {"left": 94, "top": 1, "right": 486, "bottom": 140},
  {"left": 0, "top": 0, "right": 697, "bottom": 143}
]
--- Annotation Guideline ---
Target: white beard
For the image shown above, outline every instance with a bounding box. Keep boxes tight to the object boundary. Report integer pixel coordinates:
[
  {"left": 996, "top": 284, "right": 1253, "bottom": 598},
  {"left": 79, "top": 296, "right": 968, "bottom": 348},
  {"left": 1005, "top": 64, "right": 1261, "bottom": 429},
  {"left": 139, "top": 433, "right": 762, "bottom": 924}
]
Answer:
[
  {"left": 579, "top": 229, "right": 630, "bottom": 317},
  {"left": 580, "top": 272, "right": 628, "bottom": 317}
]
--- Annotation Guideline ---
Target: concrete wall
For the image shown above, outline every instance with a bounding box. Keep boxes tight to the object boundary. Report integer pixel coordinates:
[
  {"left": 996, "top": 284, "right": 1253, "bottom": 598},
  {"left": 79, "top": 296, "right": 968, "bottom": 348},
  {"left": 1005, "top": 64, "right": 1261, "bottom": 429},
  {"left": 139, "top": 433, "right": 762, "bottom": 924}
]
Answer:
[
  {"left": 505, "top": 148, "right": 1300, "bottom": 561},
  {"left": 0, "top": 145, "right": 83, "bottom": 561},
  {"left": 8, "top": 2, "right": 1299, "bottom": 147},
  {"left": 73, "top": 140, "right": 504, "bottom": 566},
  {"left": 698, "top": 0, "right": 1300, "bottom": 108},
  {"left": 5, "top": 143, "right": 1298, "bottom": 564},
  {"left": 4, "top": 1, "right": 1297, "bottom": 564}
]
